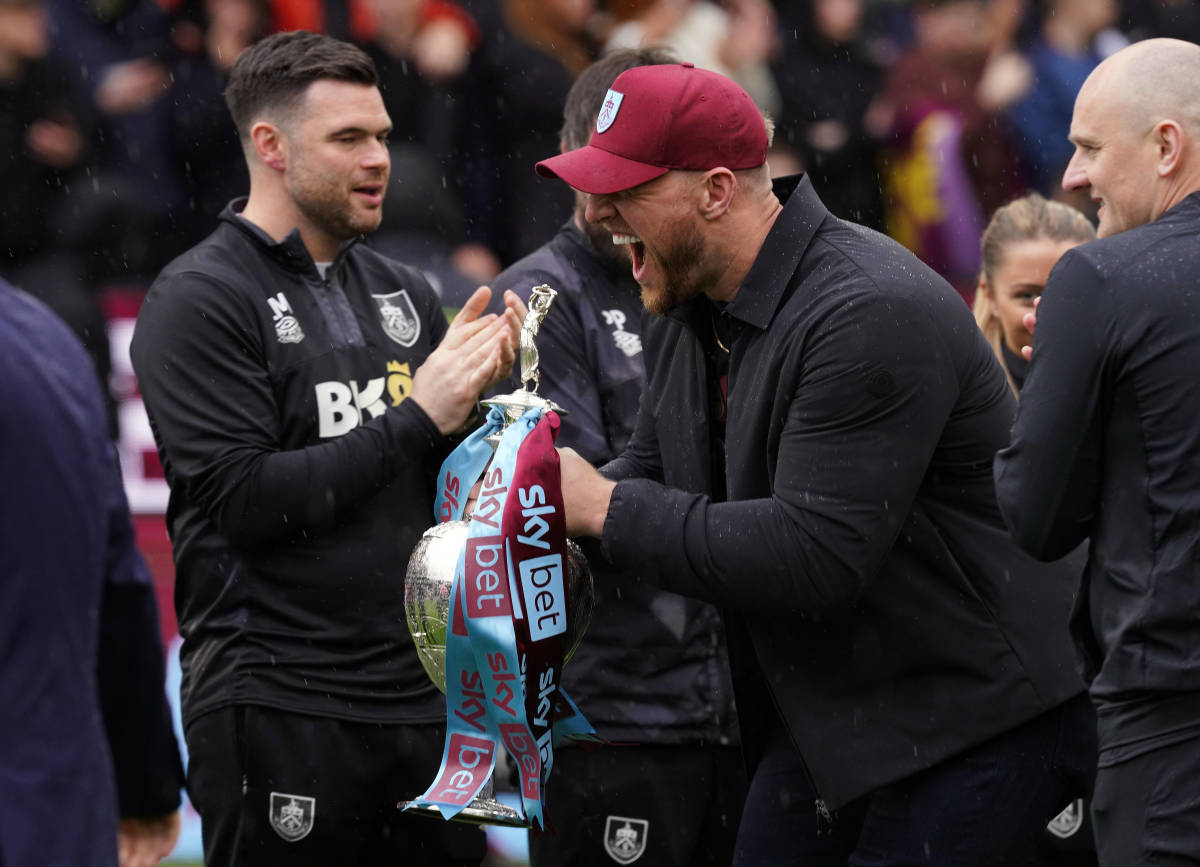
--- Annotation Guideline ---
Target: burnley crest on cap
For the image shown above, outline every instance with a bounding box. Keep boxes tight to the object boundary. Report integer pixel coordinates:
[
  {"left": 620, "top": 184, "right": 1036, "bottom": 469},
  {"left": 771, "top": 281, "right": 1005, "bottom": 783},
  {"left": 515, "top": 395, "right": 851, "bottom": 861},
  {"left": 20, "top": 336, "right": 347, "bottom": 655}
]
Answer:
[{"left": 596, "top": 89, "right": 624, "bottom": 134}]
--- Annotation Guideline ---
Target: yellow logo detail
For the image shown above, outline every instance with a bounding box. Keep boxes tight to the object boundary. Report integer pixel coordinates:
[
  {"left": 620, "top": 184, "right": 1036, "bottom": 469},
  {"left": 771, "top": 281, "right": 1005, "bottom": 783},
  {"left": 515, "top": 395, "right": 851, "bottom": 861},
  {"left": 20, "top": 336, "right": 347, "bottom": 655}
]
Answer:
[{"left": 386, "top": 360, "right": 413, "bottom": 406}]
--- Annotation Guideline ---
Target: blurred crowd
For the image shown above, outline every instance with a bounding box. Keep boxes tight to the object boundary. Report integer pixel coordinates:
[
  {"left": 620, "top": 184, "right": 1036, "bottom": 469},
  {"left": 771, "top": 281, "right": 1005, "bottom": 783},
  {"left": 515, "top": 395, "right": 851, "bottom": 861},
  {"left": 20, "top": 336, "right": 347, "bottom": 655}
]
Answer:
[{"left": 5, "top": 0, "right": 1199, "bottom": 426}]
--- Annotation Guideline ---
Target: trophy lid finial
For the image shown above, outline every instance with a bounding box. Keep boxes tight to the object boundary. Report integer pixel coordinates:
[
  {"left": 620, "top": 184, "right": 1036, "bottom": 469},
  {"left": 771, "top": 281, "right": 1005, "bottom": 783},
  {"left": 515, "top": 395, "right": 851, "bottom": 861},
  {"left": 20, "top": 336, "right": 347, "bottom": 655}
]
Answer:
[{"left": 520, "top": 284, "right": 558, "bottom": 394}]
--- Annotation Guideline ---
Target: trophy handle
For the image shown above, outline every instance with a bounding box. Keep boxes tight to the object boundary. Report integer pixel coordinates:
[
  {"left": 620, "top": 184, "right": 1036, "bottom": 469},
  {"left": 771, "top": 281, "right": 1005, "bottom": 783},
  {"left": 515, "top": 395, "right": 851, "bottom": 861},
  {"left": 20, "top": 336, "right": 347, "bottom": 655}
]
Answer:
[{"left": 398, "top": 775, "right": 529, "bottom": 828}]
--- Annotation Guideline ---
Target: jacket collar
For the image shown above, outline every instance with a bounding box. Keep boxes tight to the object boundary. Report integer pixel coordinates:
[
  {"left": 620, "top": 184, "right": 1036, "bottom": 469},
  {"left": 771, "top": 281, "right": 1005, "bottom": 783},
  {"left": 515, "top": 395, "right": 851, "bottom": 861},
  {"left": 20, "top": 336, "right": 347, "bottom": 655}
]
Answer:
[
  {"left": 726, "top": 173, "right": 827, "bottom": 331},
  {"left": 219, "top": 198, "right": 361, "bottom": 277}
]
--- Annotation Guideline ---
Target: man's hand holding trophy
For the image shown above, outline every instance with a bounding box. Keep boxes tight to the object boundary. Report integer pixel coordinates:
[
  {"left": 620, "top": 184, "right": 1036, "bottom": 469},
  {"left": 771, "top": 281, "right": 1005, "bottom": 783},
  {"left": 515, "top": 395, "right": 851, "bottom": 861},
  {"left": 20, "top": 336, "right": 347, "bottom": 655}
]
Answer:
[{"left": 401, "top": 285, "right": 596, "bottom": 829}]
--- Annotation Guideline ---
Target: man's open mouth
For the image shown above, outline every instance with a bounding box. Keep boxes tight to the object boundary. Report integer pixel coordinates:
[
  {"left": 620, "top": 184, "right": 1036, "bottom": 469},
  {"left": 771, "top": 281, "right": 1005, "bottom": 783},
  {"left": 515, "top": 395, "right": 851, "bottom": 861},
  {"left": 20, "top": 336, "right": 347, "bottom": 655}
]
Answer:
[{"left": 613, "top": 232, "right": 646, "bottom": 281}]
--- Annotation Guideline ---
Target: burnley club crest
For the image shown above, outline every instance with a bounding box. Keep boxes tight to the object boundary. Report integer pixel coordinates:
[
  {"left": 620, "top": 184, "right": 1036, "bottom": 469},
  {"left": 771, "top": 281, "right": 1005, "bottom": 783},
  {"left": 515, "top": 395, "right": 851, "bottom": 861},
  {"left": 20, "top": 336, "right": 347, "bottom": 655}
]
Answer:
[
  {"left": 373, "top": 290, "right": 420, "bottom": 347},
  {"left": 269, "top": 792, "right": 315, "bottom": 842},
  {"left": 603, "top": 815, "right": 648, "bottom": 864}
]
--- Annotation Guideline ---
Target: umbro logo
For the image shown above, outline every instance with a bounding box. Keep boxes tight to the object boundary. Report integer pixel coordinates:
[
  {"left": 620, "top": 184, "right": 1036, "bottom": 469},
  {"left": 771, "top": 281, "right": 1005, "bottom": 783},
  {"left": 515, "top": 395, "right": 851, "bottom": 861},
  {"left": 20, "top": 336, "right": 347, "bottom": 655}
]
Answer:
[{"left": 268, "top": 292, "right": 305, "bottom": 344}]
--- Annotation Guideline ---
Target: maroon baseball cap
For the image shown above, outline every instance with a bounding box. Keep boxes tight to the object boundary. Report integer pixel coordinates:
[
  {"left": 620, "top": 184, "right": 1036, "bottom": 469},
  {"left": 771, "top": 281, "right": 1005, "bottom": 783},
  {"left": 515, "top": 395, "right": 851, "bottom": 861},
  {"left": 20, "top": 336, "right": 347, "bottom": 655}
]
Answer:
[{"left": 535, "top": 62, "right": 768, "bottom": 195}]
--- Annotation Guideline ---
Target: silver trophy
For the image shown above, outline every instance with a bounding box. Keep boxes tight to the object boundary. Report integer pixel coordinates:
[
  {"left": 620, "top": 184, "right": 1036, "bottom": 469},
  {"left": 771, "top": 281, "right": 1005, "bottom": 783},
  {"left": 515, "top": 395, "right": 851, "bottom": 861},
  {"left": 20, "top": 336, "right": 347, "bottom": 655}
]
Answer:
[{"left": 401, "top": 284, "right": 594, "bottom": 827}]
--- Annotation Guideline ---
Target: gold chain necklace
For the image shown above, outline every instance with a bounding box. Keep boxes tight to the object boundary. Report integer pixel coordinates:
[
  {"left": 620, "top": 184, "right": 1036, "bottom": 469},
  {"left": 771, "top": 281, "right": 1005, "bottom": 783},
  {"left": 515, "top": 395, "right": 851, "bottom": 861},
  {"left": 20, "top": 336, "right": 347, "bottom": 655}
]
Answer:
[{"left": 712, "top": 313, "right": 731, "bottom": 353}]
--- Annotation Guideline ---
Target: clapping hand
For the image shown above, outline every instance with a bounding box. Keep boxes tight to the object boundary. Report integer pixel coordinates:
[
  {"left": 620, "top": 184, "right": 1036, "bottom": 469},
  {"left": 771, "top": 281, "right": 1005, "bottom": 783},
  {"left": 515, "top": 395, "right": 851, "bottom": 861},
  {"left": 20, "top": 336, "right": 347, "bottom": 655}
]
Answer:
[{"left": 411, "top": 287, "right": 524, "bottom": 434}]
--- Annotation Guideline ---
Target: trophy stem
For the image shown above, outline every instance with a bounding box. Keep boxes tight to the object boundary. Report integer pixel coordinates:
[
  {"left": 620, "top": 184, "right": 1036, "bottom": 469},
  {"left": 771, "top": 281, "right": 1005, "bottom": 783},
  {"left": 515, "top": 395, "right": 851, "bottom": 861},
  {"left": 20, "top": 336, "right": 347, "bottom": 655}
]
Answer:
[{"left": 399, "top": 775, "right": 529, "bottom": 828}]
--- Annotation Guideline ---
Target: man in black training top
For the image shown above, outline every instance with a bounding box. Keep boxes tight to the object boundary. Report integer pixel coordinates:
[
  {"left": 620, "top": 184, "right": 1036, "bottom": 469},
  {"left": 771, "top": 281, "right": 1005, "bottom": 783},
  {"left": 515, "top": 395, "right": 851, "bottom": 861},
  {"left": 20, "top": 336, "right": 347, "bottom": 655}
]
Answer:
[
  {"left": 131, "top": 31, "right": 521, "bottom": 866},
  {"left": 996, "top": 38, "right": 1200, "bottom": 865}
]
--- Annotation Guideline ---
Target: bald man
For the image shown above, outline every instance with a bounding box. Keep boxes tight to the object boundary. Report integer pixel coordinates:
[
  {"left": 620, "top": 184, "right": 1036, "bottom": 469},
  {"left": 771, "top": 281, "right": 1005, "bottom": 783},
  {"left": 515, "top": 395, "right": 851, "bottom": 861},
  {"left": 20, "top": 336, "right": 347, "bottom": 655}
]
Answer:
[{"left": 996, "top": 38, "right": 1200, "bottom": 866}]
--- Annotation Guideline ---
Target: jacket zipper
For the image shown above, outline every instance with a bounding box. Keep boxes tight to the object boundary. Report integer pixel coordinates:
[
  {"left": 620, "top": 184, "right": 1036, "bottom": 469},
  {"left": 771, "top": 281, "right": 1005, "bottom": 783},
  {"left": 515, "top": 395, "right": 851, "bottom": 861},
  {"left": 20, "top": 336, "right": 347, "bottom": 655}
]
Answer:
[{"left": 763, "top": 685, "right": 833, "bottom": 834}]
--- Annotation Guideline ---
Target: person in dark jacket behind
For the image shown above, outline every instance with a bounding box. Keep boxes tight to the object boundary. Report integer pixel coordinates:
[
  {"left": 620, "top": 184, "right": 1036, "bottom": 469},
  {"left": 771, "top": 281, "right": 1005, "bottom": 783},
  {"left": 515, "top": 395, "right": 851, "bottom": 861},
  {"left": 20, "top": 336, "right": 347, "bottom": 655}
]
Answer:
[
  {"left": 492, "top": 47, "right": 744, "bottom": 867},
  {"left": 995, "top": 38, "right": 1200, "bottom": 866},
  {"left": 0, "top": 278, "right": 184, "bottom": 866},
  {"left": 130, "top": 31, "right": 522, "bottom": 867},
  {"left": 537, "top": 61, "right": 1093, "bottom": 865}
]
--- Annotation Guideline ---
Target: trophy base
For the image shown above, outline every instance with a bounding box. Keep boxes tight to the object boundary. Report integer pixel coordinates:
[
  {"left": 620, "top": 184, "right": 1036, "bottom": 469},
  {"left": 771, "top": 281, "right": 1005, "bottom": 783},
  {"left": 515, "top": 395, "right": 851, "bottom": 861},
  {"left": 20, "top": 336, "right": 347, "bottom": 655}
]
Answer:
[{"left": 398, "top": 797, "right": 530, "bottom": 828}]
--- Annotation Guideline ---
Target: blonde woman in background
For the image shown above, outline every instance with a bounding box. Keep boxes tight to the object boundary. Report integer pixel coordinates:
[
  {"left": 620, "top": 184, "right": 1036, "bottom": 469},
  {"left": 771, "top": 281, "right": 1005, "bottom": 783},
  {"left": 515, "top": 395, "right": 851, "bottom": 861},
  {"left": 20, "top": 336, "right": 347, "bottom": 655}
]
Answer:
[
  {"left": 974, "top": 192, "right": 1096, "bottom": 395},
  {"left": 977, "top": 191, "right": 1098, "bottom": 866}
]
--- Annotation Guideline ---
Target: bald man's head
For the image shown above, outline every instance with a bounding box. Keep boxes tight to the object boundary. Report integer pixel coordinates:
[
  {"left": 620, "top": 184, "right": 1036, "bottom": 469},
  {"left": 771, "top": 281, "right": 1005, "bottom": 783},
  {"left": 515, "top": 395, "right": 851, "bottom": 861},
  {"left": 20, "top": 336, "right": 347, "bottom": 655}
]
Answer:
[
  {"left": 1063, "top": 38, "right": 1200, "bottom": 237},
  {"left": 1090, "top": 39, "right": 1200, "bottom": 139}
]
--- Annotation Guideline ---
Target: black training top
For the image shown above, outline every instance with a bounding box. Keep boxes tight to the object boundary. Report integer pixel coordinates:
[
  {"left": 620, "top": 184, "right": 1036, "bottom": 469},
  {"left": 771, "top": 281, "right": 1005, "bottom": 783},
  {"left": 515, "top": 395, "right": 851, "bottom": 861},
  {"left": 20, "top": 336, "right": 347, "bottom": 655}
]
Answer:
[
  {"left": 131, "top": 201, "right": 452, "bottom": 727},
  {"left": 997, "top": 192, "right": 1200, "bottom": 762}
]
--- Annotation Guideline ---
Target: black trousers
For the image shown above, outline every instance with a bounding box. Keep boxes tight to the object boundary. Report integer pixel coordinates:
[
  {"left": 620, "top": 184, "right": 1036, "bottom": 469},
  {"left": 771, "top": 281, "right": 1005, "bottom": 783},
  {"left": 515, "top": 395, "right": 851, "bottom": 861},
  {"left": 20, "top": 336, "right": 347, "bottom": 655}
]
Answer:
[
  {"left": 185, "top": 705, "right": 487, "bottom": 867},
  {"left": 734, "top": 694, "right": 1096, "bottom": 866},
  {"left": 1093, "top": 732, "right": 1200, "bottom": 866},
  {"left": 529, "top": 743, "right": 746, "bottom": 867}
]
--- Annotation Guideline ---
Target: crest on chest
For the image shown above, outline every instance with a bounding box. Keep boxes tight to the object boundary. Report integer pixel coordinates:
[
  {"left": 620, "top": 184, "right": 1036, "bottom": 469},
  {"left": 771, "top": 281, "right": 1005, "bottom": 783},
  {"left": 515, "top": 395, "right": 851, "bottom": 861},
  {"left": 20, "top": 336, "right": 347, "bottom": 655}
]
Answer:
[{"left": 372, "top": 290, "right": 420, "bottom": 347}]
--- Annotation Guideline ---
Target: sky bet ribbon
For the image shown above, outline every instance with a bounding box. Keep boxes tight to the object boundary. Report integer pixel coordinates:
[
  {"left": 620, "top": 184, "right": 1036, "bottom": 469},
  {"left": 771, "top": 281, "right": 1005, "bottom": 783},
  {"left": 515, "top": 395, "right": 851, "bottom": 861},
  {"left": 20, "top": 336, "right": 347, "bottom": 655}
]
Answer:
[
  {"left": 405, "top": 406, "right": 506, "bottom": 820},
  {"left": 502, "top": 411, "right": 578, "bottom": 811},
  {"left": 409, "top": 405, "right": 593, "bottom": 828}
]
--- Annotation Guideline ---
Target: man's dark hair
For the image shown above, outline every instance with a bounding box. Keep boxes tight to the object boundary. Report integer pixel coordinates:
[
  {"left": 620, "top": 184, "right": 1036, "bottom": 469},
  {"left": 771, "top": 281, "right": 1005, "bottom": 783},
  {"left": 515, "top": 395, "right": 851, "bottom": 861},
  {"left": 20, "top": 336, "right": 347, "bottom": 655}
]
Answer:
[
  {"left": 560, "top": 47, "right": 679, "bottom": 152},
  {"left": 225, "top": 30, "right": 378, "bottom": 141}
]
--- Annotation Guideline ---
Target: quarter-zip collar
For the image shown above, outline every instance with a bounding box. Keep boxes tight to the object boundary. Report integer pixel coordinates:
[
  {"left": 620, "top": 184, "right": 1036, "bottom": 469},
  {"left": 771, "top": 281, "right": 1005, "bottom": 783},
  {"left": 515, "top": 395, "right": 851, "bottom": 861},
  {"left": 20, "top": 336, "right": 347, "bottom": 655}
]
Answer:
[
  {"left": 220, "top": 199, "right": 367, "bottom": 348},
  {"left": 220, "top": 198, "right": 363, "bottom": 281}
]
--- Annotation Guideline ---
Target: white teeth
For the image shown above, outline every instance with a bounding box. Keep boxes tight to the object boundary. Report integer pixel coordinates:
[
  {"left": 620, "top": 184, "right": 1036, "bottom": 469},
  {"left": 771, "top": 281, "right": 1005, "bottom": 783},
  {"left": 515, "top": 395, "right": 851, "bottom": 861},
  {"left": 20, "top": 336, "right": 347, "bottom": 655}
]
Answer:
[{"left": 612, "top": 233, "right": 641, "bottom": 245}]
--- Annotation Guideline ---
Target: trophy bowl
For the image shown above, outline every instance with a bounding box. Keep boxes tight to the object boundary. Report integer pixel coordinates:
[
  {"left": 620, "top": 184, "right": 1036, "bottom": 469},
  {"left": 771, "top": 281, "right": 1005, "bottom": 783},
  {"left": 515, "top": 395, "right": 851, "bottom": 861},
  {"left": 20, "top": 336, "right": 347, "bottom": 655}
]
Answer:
[{"left": 405, "top": 519, "right": 595, "bottom": 689}]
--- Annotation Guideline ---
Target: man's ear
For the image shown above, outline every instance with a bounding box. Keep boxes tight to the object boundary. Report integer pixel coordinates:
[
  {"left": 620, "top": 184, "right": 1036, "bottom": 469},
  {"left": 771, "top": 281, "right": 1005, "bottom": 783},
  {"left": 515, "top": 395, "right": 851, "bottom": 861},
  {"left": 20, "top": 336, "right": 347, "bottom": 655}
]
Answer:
[
  {"left": 1154, "top": 119, "right": 1184, "bottom": 178},
  {"left": 700, "top": 168, "right": 736, "bottom": 221},
  {"left": 250, "top": 120, "right": 287, "bottom": 172}
]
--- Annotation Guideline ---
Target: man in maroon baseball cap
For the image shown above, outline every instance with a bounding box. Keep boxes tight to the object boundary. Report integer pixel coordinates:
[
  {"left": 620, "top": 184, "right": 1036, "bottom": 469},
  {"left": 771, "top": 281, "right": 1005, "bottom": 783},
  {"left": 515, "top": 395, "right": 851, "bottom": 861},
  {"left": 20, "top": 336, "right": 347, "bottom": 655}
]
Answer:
[
  {"left": 541, "top": 62, "right": 1094, "bottom": 867},
  {"left": 536, "top": 62, "right": 780, "bottom": 317}
]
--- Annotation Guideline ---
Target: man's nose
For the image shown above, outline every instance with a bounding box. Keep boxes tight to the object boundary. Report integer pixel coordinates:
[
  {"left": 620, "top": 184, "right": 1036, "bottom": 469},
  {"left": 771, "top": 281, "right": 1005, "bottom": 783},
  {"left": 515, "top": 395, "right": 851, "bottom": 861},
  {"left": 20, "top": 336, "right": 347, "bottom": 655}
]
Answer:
[
  {"left": 583, "top": 193, "right": 613, "bottom": 224},
  {"left": 364, "top": 139, "right": 390, "bottom": 170},
  {"left": 1061, "top": 154, "right": 1087, "bottom": 192}
]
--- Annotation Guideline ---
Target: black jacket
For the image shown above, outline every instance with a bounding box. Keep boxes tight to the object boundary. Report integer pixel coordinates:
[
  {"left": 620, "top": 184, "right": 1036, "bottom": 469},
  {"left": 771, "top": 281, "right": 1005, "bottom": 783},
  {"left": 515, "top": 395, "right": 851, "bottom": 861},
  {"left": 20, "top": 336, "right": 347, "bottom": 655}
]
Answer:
[
  {"left": 600, "top": 175, "right": 1084, "bottom": 808},
  {"left": 131, "top": 202, "right": 451, "bottom": 727},
  {"left": 996, "top": 193, "right": 1200, "bottom": 754},
  {"left": 491, "top": 220, "right": 738, "bottom": 745}
]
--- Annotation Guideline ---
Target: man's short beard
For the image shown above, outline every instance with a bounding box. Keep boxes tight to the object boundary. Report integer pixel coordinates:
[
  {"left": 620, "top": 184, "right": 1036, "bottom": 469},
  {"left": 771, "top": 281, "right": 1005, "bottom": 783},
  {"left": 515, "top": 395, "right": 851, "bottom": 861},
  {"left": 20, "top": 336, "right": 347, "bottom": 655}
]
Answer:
[
  {"left": 641, "top": 225, "right": 709, "bottom": 316},
  {"left": 287, "top": 149, "right": 384, "bottom": 245},
  {"left": 294, "top": 183, "right": 381, "bottom": 242}
]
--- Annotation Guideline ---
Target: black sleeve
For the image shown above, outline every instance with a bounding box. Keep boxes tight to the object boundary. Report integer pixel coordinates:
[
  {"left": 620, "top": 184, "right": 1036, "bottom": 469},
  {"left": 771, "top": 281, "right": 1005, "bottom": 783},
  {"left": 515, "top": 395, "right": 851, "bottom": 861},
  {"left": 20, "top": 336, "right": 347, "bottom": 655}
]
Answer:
[
  {"left": 600, "top": 376, "right": 664, "bottom": 483},
  {"left": 131, "top": 271, "right": 447, "bottom": 547},
  {"left": 995, "top": 252, "right": 1106, "bottom": 559},
  {"left": 601, "top": 292, "right": 957, "bottom": 616},
  {"left": 96, "top": 444, "right": 185, "bottom": 818}
]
